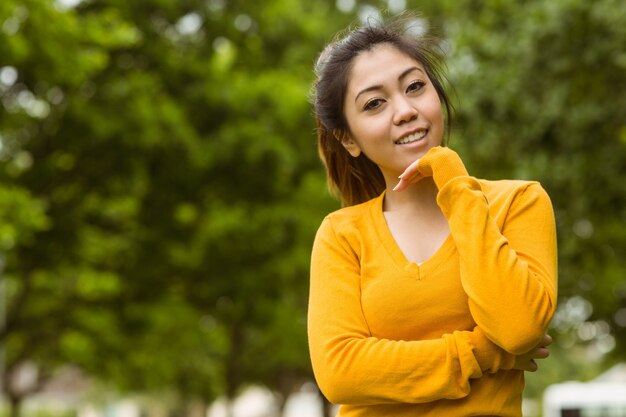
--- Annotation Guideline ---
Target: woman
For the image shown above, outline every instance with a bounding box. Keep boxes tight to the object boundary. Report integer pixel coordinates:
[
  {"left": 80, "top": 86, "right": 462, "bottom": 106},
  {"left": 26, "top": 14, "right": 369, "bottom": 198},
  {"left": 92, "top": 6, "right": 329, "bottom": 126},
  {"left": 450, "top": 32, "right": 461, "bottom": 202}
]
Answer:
[{"left": 307, "top": 14, "right": 558, "bottom": 417}]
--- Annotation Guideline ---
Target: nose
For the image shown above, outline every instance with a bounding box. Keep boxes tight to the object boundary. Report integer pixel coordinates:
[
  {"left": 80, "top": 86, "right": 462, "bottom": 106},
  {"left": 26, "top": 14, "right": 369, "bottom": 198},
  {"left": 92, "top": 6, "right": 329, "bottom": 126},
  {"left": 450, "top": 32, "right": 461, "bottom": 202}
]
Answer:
[{"left": 392, "top": 96, "right": 418, "bottom": 125}]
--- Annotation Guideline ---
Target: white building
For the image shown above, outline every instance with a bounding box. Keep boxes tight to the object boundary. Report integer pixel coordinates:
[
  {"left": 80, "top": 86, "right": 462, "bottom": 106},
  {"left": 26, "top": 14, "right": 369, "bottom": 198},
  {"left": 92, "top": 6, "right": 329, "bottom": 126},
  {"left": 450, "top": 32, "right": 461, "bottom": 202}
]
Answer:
[{"left": 543, "top": 363, "right": 626, "bottom": 417}]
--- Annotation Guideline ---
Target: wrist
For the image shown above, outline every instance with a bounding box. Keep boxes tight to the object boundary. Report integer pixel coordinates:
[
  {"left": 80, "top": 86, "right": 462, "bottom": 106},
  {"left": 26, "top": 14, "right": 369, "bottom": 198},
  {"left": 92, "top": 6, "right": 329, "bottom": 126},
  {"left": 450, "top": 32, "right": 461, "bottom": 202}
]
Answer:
[
  {"left": 419, "top": 146, "right": 469, "bottom": 189},
  {"left": 470, "top": 327, "right": 515, "bottom": 373}
]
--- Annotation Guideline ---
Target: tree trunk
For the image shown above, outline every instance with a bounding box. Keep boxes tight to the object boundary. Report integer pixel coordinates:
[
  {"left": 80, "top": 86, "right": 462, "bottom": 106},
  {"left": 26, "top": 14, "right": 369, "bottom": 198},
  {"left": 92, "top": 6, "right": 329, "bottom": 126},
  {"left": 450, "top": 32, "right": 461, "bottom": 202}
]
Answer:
[
  {"left": 9, "top": 394, "right": 23, "bottom": 417},
  {"left": 275, "top": 395, "right": 287, "bottom": 416},
  {"left": 223, "top": 319, "right": 243, "bottom": 417}
]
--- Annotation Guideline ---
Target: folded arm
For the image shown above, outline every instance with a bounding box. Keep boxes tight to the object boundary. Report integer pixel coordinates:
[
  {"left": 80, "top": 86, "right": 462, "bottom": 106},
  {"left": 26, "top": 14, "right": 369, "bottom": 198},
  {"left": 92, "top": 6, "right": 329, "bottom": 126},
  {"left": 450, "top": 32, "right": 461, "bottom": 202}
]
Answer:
[
  {"left": 418, "top": 147, "right": 558, "bottom": 355},
  {"left": 308, "top": 216, "right": 516, "bottom": 405}
]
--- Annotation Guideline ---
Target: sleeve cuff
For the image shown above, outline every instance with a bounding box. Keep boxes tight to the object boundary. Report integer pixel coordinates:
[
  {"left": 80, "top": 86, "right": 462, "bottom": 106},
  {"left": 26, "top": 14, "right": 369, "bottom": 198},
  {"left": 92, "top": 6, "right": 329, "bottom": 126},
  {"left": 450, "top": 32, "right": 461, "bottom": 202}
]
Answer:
[
  {"left": 418, "top": 146, "right": 469, "bottom": 190},
  {"left": 469, "top": 327, "right": 516, "bottom": 373}
]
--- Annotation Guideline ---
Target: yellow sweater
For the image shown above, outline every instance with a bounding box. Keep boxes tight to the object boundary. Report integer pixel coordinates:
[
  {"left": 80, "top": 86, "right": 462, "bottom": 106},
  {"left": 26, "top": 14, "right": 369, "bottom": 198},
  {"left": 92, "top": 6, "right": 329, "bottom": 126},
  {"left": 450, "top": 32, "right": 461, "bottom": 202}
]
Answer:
[{"left": 308, "top": 147, "right": 558, "bottom": 416}]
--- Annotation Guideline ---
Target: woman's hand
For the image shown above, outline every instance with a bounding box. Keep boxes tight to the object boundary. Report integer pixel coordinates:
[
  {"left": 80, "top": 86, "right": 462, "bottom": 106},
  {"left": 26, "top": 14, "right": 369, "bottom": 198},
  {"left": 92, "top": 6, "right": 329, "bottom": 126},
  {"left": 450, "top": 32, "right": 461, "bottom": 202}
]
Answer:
[
  {"left": 393, "top": 146, "right": 469, "bottom": 192},
  {"left": 393, "top": 157, "right": 424, "bottom": 192},
  {"left": 513, "top": 334, "right": 552, "bottom": 372}
]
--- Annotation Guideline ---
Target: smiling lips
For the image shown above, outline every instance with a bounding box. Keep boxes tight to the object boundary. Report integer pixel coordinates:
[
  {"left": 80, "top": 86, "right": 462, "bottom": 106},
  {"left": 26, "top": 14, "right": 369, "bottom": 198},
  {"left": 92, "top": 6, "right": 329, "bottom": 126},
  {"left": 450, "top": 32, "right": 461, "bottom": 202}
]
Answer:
[{"left": 395, "top": 129, "right": 427, "bottom": 145}]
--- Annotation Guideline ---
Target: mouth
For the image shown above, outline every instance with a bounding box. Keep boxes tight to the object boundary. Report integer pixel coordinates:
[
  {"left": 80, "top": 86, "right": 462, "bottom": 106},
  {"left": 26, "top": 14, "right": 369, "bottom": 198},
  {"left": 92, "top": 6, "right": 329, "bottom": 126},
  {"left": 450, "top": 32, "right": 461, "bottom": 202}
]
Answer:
[{"left": 395, "top": 129, "right": 427, "bottom": 145}]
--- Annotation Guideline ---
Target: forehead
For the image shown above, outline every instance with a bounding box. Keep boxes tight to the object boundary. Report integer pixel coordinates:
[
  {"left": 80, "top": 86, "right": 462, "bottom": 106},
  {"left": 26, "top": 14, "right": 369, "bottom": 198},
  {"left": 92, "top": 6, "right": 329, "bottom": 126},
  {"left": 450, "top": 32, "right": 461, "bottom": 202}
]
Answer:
[{"left": 347, "top": 44, "right": 425, "bottom": 93}]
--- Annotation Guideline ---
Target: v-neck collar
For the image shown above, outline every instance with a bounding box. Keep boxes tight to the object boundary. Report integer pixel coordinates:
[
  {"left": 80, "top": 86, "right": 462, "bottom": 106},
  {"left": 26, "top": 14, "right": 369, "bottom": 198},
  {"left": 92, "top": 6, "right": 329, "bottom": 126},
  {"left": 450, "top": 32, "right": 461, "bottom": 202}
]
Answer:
[{"left": 369, "top": 191, "right": 454, "bottom": 275}]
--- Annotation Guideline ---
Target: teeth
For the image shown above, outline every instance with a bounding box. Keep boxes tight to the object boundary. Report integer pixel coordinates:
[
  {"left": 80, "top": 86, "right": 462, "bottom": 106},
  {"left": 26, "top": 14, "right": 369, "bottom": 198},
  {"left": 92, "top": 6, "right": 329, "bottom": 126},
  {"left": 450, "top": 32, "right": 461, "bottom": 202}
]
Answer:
[{"left": 396, "top": 130, "right": 427, "bottom": 145}]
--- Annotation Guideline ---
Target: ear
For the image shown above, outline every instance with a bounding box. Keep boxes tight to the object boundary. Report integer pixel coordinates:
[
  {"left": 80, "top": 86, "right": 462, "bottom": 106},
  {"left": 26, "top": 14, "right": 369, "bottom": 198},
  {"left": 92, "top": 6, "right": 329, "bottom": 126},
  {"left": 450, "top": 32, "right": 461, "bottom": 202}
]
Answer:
[{"left": 333, "top": 129, "right": 362, "bottom": 158}]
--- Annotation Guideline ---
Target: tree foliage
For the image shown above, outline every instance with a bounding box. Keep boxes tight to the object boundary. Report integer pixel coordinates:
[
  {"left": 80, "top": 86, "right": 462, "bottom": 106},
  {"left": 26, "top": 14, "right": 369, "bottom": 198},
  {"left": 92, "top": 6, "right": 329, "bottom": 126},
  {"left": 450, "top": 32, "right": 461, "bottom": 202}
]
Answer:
[{"left": 0, "top": 0, "right": 340, "bottom": 413}]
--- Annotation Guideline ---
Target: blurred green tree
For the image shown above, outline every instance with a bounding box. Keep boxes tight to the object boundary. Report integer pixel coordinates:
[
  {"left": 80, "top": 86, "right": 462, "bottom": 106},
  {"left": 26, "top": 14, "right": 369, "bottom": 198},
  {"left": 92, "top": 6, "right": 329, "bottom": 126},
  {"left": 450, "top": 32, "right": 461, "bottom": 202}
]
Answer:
[{"left": 0, "top": 0, "right": 340, "bottom": 415}]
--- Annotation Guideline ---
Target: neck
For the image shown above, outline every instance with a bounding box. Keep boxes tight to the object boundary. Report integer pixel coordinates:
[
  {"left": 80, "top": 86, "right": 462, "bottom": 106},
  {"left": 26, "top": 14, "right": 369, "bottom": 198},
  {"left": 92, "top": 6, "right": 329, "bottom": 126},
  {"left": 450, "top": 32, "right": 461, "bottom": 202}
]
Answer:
[{"left": 383, "top": 176, "right": 439, "bottom": 213}]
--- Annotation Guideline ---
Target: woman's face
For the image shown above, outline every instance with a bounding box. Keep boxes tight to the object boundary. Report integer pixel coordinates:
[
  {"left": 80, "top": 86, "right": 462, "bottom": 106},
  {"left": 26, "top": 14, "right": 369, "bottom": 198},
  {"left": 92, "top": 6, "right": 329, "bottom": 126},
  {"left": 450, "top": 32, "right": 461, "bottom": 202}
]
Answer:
[{"left": 342, "top": 43, "right": 444, "bottom": 183}]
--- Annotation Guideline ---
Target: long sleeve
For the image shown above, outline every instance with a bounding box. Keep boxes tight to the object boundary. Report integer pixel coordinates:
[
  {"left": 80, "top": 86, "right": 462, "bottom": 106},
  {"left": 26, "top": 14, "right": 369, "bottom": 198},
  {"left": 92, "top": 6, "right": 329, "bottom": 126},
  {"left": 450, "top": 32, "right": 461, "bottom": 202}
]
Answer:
[
  {"left": 308, "top": 215, "right": 515, "bottom": 405},
  {"left": 419, "top": 146, "right": 558, "bottom": 355}
]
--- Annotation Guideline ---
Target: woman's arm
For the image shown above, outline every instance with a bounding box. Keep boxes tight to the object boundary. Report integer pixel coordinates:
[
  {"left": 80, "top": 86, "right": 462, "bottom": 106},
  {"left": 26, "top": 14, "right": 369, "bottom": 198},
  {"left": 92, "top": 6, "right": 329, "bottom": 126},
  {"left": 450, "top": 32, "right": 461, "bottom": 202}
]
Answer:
[
  {"left": 308, "top": 216, "right": 516, "bottom": 405},
  {"left": 413, "top": 147, "right": 558, "bottom": 355}
]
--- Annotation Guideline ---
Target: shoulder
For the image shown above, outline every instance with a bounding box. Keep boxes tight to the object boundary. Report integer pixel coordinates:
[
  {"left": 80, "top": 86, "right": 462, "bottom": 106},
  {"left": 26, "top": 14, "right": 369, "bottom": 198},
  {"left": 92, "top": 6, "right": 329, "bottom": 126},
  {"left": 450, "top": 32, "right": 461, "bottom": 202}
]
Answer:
[
  {"left": 478, "top": 178, "right": 550, "bottom": 203},
  {"left": 322, "top": 195, "right": 379, "bottom": 230},
  {"left": 477, "top": 178, "right": 554, "bottom": 218},
  {"left": 312, "top": 196, "right": 380, "bottom": 262},
  {"left": 314, "top": 194, "right": 380, "bottom": 246}
]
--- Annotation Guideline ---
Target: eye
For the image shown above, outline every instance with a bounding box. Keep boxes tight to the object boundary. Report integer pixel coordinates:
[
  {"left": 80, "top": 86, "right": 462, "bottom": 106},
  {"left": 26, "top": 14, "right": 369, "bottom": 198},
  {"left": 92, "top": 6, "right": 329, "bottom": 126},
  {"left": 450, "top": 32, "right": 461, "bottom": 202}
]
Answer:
[
  {"left": 363, "top": 98, "right": 385, "bottom": 111},
  {"left": 406, "top": 80, "right": 426, "bottom": 94}
]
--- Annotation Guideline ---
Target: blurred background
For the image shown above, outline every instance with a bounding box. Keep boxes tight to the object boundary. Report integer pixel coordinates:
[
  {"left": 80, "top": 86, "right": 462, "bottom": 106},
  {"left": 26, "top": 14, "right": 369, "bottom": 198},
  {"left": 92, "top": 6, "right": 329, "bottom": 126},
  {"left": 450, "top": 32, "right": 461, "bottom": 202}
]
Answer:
[{"left": 0, "top": 0, "right": 625, "bottom": 416}]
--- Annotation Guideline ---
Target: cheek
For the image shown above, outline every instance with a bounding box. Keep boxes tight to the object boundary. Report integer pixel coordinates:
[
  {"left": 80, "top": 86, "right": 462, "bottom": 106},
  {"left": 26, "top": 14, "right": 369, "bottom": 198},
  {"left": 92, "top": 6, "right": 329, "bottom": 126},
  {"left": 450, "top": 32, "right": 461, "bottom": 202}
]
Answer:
[
  {"left": 424, "top": 94, "right": 444, "bottom": 121},
  {"left": 347, "top": 113, "right": 387, "bottom": 143},
  {"left": 424, "top": 104, "right": 445, "bottom": 134}
]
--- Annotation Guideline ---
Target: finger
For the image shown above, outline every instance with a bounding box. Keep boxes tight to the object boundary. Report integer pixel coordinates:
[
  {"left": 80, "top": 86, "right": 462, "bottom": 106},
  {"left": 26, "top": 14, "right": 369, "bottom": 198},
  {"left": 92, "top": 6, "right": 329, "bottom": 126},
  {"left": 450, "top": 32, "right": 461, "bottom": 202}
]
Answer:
[
  {"left": 527, "top": 359, "right": 538, "bottom": 372},
  {"left": 543, "top": 334, "right": 553, "bottom": 346},
  {"left": 534, "top": 334, "right": 552, "bottom": 349},
  {"left": 393, "top": 174, "right": 423, "bottom": 192},
  {"left": 396, "top": 171, "right": 419, "bottom": 189},
  {"left": 393, "top": 180, "right": 405, "bottom": 192},
  {"left": 393, "top": 177, "right": 410, "bottom": 192},
  {"left": 533, "top": 347, "right": 550, "bottom": 359},
  {"left": 399, "top": 159, "right": 421, "bottom": 179},
  {"left": 399, "top": 170, "right": 420, "bottom": 184}
]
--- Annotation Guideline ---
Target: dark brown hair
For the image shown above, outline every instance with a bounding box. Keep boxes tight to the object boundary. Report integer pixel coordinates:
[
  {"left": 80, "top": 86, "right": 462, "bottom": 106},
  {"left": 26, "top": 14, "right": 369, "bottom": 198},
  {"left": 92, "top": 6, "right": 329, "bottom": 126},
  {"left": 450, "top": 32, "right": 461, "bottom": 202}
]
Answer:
[{"left": 311, "top": 14, "right": 454, "bottom": 206}]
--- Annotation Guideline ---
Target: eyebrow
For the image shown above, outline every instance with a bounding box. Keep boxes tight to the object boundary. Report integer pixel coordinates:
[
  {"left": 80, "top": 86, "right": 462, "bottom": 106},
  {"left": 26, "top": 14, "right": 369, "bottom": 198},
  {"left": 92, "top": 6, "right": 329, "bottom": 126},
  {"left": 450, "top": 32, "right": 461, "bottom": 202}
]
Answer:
[{"left": 354, "top": 66, "right": 425, "bottom": 103}]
